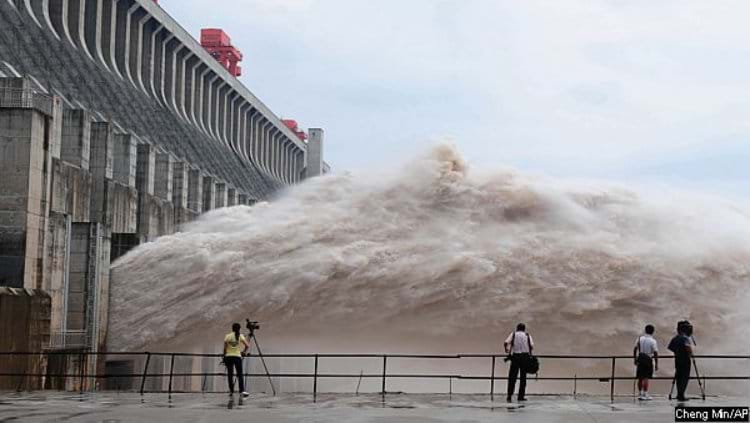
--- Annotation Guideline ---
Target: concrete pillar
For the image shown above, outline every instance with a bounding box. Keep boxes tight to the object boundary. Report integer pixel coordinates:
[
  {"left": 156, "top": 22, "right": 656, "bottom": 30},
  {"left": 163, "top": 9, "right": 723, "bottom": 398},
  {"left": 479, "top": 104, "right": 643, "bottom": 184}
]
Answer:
[
  {"left": 214, "top": 182, "right": 227, "bottom": 209},
  {"left": 283, "top": 144, "right": 291, "bottom": 184},
  {"left": 172, "top": 162, "right": 188, "bottom": 209},
  {"left": 103, "top": 0, "right": 122, "bottom": 78},
  {"left": 136, "top": 144, "right": 155, "bottom": 196},
  {"left": 249, "top": 114, "right": 261, "bottom": 164},
  {"left": 112, "top": 133, "right": 137, "bottom": 188},
  {"left": 186, "top": 168, "right": 202, "bottom": 213},
  {"left": 172, "top": 161, "right": 189, "bottom": 209},
  {"left": 297, "top": 151, "right": 305, "bottom": 182},
  {"left": 93, "top": 0, "right": 111, "bottom": 72},
  {"left": 307, "top": 128, "right": 324, "bottom": 177},
  {"left": 0, "top": 100, "right": 51, "bottom": 288},
  {"left": 89, "top": 121, "right": 114, "bottom": 225},
  {"left": 191, "top": 66, "right": 208, "bottom": 131},
  {"left": 227, "top": 188, "right": 237, "bottom": 207},
  {"left": 260, "top": 122, "right": 272, "bottom": 173},
  {"left": 60, "top": 108, "right": 91, "bottom": 169},
  {"left": 202, "top": 175, "right": 214, "bottom": 212},
  {"left": 159, "top": 35, "right": 177, "bottom": 107},
  {"left": 123, "top": 4, "right": 144, "bottom": 88},
  {"left": 147, "top": 25, "right": 163, "bottom": 101},
  {"left": 269, "top": 129, "right": 279, "bottom": 180},
  {"left": 172, "top": 161, "right": 192, "bottom": 225},
  {"left": 154, "top": 149, "right": 176, "bottom": 235},
  {"left": 136, "top": 143, "right": 156, "bottom": 238},
  {"left": 180, "top": 54, "right": 197, "bottom": 122},
  {"left": 133, "top": 12, "right": 151, "bottom": 95},
  {"left": 66, "top": 223, "right": 90, "bottom": 331},
  {"left": 154, "top": 151, "right": 173, "bottom": 201},
  {"left": 169, "top": 45, "right": 187, "bottom": 118}
]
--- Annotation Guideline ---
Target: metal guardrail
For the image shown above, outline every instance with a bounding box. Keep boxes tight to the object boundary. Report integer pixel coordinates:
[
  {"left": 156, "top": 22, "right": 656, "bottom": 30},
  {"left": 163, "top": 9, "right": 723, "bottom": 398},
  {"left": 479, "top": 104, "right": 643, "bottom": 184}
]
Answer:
[
  {"left": 0, "top": 351, "right": 748, "bottom": 402},
  {"left": 0, "top": 87, "right": 54, "bottom": 116}
]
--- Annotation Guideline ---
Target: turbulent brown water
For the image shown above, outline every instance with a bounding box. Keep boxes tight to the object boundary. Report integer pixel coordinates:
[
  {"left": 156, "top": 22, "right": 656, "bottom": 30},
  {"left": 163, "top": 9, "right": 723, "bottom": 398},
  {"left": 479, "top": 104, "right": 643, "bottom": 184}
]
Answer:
[{"left": 109, "top": 145, "right": 750, "bottom": 366}]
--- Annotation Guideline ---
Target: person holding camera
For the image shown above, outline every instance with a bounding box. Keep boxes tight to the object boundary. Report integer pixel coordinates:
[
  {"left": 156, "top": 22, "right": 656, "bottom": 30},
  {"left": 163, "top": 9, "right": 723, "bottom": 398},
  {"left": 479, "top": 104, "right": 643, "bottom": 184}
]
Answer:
[
  {"left": 668, "top": 320, "right": 694, "bottom": 402},
  {"left": 633, "top": 324, "right": 659, "bottom": 401},
  {"left": 224, "top": 322, "right": 250, "bottom": 397},
  {"left": 503, "top": 323, "right": 534, "bottom": 403}
]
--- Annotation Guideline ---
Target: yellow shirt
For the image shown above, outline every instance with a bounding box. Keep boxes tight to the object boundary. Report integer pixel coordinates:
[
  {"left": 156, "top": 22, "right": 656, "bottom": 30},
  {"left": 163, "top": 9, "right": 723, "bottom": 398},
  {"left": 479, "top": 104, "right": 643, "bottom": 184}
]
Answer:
[{"left": 224, "top": 333, "right": 247, "bottom": 357}]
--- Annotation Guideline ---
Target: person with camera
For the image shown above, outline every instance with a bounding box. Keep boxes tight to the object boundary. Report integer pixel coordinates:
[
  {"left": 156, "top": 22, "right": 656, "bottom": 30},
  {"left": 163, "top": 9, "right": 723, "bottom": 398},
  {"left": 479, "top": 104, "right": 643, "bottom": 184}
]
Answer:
[
  {"left": 633, "top": 324, "right": 659, "bottom": 401},
  {"left": 223, "top": 322, "right": 250, "bottom": 398},
  {"left": 667, "top": 320, "right": 694, "bottom": 402},
  {"left": 503, "top": 323, "right": 534, "bottom": 403}
]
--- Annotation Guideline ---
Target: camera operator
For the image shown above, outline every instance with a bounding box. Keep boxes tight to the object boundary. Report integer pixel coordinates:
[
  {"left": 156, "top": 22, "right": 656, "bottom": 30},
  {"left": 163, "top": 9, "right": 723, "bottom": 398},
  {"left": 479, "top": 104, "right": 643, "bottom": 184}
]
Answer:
[
  {"left": 503, "top": 323, "right": 534, "bottom": 403},
  {"left": 667, "top": 320, "right": 694, "bottom": 402},
  {"left": 223, "top": 322, "right": 250, "bottom": 398}
]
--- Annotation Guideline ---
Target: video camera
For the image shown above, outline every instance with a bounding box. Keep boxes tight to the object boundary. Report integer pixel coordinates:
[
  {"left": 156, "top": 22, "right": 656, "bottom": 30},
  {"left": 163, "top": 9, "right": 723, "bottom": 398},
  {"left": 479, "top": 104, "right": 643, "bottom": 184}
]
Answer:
[{"left": 246, "top": 319, "right": 260, "bottom": 334}]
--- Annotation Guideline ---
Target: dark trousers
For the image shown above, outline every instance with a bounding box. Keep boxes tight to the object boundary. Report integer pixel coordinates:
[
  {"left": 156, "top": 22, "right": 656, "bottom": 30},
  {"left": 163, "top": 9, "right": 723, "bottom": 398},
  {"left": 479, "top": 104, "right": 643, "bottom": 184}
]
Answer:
[
  {"left": 675, "top": 359, "right": 691, "bottom": 400},
  {"left": 225, "top": 356, "right": 245, "bottom": 393},
  {"left": 507, "top": 353, "right": 529, "bottom": 399}
]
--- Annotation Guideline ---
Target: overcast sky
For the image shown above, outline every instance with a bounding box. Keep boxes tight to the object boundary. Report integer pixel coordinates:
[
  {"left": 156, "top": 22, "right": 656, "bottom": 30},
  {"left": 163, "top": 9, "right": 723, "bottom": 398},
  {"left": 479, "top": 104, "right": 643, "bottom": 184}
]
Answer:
[{"left": 161, "top": 0, "right": 750, "bottom": 197}]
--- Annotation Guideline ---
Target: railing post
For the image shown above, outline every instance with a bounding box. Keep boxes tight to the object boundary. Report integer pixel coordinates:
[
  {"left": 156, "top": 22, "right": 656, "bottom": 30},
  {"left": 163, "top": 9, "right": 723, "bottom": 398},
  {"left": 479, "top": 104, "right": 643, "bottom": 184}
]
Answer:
[
  {"left": 167, "top": 354, "right": 175, "bottom": 398},
  {"left": 41, "top": 351, "right": 49, "bottom": 391},
  {"left": 610, "top": 357, "right": 616, "bottom": 403},
  {"left": 139, "top": 353, "right": 151, "bottom": 396},
  {"left": 78, "top": 352, "right": 85, "bottom": 394},
  {"left": 381, "top": 355, "right": 387, "bottom": 397},
  {"left": 313, "top": 354, "right": 318, "bottom": 402},
  {"left": 490, "top": 356, "right": 496, "bottom": 401}
]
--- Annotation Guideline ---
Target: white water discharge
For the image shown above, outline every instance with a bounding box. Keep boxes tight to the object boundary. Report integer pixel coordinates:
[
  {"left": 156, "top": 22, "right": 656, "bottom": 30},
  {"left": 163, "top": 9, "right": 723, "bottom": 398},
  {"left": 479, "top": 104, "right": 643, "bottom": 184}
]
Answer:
[{"left": 109, "top": 145, "right": 750, "bottom": 372}]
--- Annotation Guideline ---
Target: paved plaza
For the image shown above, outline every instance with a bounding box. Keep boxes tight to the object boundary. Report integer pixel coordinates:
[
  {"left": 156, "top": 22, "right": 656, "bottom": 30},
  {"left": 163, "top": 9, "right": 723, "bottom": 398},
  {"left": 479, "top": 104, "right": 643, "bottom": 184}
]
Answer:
[{"left": 1, "top": 392, "right": 748, "bottom": 422}]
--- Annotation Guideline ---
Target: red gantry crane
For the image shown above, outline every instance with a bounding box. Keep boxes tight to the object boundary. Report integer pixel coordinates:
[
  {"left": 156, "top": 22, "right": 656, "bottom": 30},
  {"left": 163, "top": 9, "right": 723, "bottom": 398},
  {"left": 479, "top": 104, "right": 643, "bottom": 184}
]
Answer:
[
  {"left": 282, "top": 119, "right": 308, "bottom": 142},
  {"left": 200, "top": 28, "right": 243, "bottom": 77}
]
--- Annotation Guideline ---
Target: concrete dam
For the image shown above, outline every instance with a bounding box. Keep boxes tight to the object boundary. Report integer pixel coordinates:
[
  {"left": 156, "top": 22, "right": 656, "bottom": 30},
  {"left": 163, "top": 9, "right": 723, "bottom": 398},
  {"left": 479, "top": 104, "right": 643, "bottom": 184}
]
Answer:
[{"left": 0, "top": 0, "right": 326, "bottom": 389}]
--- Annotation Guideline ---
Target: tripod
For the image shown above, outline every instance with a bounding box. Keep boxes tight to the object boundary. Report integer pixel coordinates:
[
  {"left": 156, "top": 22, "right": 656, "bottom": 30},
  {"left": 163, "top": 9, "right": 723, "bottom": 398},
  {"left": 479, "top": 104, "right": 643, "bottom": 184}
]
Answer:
[
  {"left": 690, "top": 336, "right": 706, "bottom": 400},
  {"left": 245, "top": 323, "right": 277, "bottom": 396},
  {"left": 668, "top": 336, "right": 705, "bottom": 401}
]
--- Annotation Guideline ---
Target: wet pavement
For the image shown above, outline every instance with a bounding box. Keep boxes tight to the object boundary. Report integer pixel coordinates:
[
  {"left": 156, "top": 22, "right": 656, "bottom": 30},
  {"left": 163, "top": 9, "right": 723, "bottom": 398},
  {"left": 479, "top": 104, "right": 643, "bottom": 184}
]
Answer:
[{"left": 0, "top": 392, "right": 747, "bottom": 422}]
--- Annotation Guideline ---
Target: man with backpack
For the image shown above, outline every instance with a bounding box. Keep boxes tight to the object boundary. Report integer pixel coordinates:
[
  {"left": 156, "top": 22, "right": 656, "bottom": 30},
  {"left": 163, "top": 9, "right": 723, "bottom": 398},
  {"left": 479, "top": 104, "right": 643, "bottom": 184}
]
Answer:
[
  {"left": 503, "top": 323, "right": 534, "bottom": 403},
  {"left": 633, "top": 324, "right": 659, "bottom": 400}
]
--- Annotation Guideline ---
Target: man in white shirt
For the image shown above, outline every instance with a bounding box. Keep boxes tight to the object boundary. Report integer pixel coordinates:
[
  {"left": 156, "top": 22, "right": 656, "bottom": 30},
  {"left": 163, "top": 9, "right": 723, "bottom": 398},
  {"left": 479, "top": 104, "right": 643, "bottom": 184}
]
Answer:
[
  {"left": 503, "top": 323, "right": 534, "bottom": 402},
  {"left": 633, "top": 324, "right": 659, "bottom": 400}
]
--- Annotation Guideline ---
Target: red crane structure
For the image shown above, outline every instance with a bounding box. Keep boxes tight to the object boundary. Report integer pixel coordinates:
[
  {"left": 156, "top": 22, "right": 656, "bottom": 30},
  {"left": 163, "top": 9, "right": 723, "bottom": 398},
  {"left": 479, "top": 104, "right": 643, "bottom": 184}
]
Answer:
[
  {"left": 282, "top": 119, "right": 308, "bottom": 142},
  {"left": 200, "top": 28, "right": 243, "bottom": 77}
]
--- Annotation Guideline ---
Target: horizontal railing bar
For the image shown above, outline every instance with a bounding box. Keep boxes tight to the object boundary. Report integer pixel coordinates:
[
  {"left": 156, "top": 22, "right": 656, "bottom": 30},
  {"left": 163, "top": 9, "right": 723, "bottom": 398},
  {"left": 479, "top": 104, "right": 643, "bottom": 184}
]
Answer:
[
  {"left": 4, "top": 373, "right": 748, "bottom": 381},
  {"left": 2, "top": 351, "right": 748, "bottom": 359}
]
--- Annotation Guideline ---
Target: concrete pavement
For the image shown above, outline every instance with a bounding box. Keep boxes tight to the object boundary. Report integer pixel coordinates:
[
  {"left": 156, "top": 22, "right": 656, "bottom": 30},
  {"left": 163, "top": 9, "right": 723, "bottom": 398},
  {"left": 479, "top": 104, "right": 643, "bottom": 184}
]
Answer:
[{"left": 1, "top": 392, "right": 747, "bottom": 422}]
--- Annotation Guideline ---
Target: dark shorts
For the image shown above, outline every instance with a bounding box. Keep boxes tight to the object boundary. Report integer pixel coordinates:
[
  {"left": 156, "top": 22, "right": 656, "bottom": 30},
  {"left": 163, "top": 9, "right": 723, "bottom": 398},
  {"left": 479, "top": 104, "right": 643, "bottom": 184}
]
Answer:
[{"left": 636, "top": 354, "right": 653, "bottom": 379}]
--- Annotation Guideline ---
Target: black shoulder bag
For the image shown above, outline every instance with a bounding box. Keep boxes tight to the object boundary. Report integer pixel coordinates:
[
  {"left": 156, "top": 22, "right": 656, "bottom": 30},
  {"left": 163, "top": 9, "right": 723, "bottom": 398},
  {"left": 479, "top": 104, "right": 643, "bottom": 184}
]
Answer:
[{"left": 525, "top": 334, "right": 540, "bottom": 374}]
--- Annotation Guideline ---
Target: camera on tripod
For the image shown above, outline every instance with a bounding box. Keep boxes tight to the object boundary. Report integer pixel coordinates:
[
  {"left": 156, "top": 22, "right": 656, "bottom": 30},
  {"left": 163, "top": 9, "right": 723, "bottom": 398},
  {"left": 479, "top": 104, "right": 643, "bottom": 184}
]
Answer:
[{"left": 246, "top": 319, "right": 260, "bottom": 333}]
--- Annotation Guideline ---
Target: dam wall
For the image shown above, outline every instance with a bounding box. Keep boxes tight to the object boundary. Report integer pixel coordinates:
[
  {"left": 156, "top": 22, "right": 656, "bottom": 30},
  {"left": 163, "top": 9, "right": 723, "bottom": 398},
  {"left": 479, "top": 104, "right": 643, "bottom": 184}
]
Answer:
[{"left": 0, "top": 0, "right": 328, "bottom": 387}]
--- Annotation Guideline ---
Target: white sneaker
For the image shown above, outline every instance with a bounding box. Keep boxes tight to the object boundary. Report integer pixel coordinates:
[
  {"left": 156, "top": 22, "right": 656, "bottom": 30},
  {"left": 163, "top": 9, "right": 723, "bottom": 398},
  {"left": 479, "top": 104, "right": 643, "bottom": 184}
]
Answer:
[
  {"left": 638, "top": 393, "right": 646, "bottom": 401},
  {"left": 644, "top": 393, "right": 653, "bottom": 401},
  {"left": 241, "top": 392, "right": 250, "bottom": 398}
]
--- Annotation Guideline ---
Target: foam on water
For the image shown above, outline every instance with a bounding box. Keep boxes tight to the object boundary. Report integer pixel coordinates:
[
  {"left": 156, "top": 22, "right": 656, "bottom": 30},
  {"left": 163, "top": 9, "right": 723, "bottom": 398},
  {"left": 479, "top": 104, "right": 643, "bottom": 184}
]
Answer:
[{"left": 109, "top": 145, "right": 750, "bottom": 364}]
